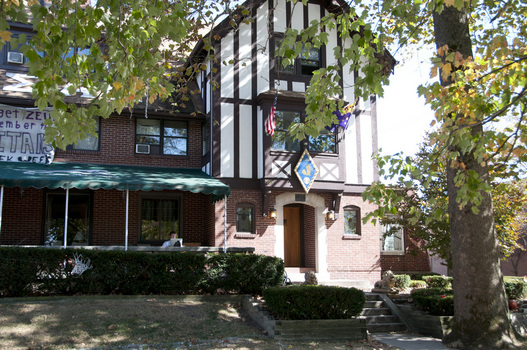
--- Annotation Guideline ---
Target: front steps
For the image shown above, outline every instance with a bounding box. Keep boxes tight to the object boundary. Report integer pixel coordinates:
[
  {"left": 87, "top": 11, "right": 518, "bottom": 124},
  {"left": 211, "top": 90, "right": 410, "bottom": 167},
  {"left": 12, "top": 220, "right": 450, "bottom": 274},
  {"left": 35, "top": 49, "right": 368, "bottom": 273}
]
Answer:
[{"left": 362, "top": 293, "right": 407, "bottom": 333}]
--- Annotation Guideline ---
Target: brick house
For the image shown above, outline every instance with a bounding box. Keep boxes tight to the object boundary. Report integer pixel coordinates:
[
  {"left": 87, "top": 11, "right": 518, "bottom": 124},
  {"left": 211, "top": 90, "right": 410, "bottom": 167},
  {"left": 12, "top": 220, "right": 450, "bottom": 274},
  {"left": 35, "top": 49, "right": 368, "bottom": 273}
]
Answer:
[{"left": 0, "top": 0, "right": 430, "bottom": 288}]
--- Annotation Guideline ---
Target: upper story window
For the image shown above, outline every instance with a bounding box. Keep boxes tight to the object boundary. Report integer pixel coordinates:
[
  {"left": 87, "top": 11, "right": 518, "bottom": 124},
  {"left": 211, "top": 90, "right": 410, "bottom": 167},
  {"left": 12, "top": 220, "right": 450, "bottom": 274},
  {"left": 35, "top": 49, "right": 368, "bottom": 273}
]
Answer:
[
  {"left": 381, "top": 219, "right": 404, "bottom": 254},
  {"left": 344, "top": 205, "right": 361, "bottom": 236},
  {"left": 236, "top": 202, "right": 255, "bottom": 233},
  {"left": 135, "top": 118, "right": 188, "bottom": 156},
  {"left": 67, "top": 117, "right": 100, "bottom": 151},
  {"left": 271, "top": 110, "right": 336, "bottom": 154},
  {"left": 275, "top": 38, "right": 321, "bottom": 76}
]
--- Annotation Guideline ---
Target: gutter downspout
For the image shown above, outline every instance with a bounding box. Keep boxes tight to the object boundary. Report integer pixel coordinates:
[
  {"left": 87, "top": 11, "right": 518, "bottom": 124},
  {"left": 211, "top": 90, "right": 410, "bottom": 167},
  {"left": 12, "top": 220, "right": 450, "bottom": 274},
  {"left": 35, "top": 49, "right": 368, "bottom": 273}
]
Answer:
[
  {"left": 125, "top": 189, "right": 129, "bottom": 251},
  {"left": 223, "top": 196, "right": 227, "bottom": 253},
  {"left": 63, "top": 188, "right": 70, "bottom": 249}
]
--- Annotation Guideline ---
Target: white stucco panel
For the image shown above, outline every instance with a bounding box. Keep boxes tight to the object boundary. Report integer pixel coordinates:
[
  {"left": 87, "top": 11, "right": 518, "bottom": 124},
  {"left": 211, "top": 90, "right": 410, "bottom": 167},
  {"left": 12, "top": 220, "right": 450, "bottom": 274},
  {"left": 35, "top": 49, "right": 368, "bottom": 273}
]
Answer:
[
  {"left": 291, "top": 2, "right": 304, "bottom": 31},
  {"left": 319, "top": 162, "right": 339, "bottom": 181},
  {"left": 257, "top": 106, "right": 264, "bottom": 179},
  {"left": 274, "top": 0, "right": 287, "bottom": 33},
  {"left": 220, "top": 32, "right": 234, "bottom": 99},
  {"left": 359, "top": 113, "right": 374, "bottom": 184},
  {"left": 239, "top": 22, "right": 253, "bottom": 101},
  {"left": 292, "top": 82, "right": 305, "bottom": 92},
  {"left": 342, "top": 37, "right": 355, "bottom": 104},
  {"left": 345, "top": 117, "right": 359, "bottom": 184},
  {"left": 239, "top": 104, "right": 253, "bottom": 178},
  {"left": 257, "top": 3, "right": 270, "bottom": 95},
  {"left": 220, "top": 103, "right": 235, "bottom": 178},
  {"left": 272, "top": 160, "right": 290, "bottom": 178}
]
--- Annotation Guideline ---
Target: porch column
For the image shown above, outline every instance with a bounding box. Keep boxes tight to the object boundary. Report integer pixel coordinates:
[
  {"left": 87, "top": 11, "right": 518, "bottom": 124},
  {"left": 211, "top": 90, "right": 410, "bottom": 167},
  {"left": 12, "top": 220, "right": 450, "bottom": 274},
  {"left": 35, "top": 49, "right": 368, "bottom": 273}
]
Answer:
[
  {"left": 0, "top": 185, "right": 4, "bottom": 239},
  {"left": 63, "top": 188, "right": 70, "bottom": 249},
  {"left": 125, "top": 189, "right": 129, "bottom": 251},
  {"left": 223, "top": 197, "right": 227, "bottom": 253}
]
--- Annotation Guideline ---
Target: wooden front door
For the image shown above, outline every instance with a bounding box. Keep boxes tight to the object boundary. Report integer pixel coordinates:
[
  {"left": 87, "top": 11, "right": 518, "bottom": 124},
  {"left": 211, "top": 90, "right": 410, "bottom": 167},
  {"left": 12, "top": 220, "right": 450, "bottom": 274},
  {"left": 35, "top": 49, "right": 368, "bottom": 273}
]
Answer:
[{"left": 284, "top": 206, "right": 301, "bottom": 267}]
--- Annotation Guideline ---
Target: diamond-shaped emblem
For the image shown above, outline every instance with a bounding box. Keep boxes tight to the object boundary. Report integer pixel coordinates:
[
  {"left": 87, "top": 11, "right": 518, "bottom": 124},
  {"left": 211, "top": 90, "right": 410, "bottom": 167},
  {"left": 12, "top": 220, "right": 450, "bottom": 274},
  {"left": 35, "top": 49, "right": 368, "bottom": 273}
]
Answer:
[{"left": 294, "top": 149, "right": 318, "bottom": 193}]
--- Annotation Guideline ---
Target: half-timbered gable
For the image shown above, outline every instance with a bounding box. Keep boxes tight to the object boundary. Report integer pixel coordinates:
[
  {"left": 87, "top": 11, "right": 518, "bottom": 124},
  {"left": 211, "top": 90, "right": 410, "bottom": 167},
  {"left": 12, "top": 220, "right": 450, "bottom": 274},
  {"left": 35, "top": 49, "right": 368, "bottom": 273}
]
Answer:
[{"left": 193, "top": 0, "right": 388, "bottom": 287}]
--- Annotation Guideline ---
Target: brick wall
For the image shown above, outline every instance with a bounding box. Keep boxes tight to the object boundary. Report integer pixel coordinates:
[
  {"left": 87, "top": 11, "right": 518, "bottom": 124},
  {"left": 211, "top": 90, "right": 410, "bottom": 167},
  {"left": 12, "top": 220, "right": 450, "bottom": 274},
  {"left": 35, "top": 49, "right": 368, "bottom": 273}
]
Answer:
[
  {"left": 380, "top": 229, "right": 431, "bottom": 273},
  {"left": 54, "top": 116, "right": 202, "bottom": 168},
  {"left": 0, "top": 187, "right": 43, "bottom": 245}
]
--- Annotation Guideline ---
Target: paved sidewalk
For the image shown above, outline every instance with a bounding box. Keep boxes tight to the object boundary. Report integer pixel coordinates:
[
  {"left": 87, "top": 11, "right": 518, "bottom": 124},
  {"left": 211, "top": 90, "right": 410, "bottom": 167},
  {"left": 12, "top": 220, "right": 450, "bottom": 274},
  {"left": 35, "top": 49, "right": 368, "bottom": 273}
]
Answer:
[{"left": 372, "top": 332, "right": 450, "bottom": 350}]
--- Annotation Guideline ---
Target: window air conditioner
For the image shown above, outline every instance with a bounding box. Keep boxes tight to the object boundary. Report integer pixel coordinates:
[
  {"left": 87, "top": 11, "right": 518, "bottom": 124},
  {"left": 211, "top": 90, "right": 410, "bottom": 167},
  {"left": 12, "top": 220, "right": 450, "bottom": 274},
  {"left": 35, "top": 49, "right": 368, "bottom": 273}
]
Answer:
[
  {"left": 7, "top": 52, "right": 24, "bottom": 64},
  {"left": 135, "top": 144, "right": 150, "bottom": 154}
]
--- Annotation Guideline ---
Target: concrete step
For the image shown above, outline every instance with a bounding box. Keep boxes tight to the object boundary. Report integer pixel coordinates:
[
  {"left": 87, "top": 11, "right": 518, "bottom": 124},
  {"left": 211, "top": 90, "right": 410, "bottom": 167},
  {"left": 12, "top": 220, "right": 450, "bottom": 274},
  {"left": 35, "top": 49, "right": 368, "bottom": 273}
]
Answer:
[
  {"left": 364, "top": 300, "right": 384, "bottom": 308},
  {"left": 367, "top": 322, "right": 408, "bottom": 333},
  {"left": 364, "top": 315, "right": 400, "bottom": 324},
  {"left": 361, "top": 307, "right": 392, "bottom": 316}
]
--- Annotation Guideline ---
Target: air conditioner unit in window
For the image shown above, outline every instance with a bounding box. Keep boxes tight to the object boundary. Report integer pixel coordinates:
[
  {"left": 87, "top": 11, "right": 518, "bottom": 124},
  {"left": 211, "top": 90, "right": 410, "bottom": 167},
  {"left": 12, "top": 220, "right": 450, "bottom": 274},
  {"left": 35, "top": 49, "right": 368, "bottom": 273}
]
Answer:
[
  {"left": 7, "top": 52, "right": 24, "bottom": 64},
  {"left": 135, "top": 144, "right": 150, "bottom": 154}
]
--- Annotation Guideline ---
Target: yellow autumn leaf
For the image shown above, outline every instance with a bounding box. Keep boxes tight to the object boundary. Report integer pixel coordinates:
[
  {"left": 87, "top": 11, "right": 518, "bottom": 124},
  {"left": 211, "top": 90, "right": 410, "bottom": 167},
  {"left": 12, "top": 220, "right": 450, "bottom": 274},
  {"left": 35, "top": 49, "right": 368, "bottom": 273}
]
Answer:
[
  {"left": 0, "top": 31, "right": 12, "bottom": 42},
  {"left": 113, "top": 82, "right": 122, "bottom": 91},
  {"left": 7, "top": 0, "right": 19, "bottom": 6},
  {"left": 441, "top": 63, "right": 452, "bottom": 79}
]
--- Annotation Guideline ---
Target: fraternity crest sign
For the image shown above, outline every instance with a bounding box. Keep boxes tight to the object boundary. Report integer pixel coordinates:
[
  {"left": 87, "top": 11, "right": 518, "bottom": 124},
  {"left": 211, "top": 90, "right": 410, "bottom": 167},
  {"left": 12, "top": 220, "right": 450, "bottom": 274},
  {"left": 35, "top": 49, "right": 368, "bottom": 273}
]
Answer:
[{"left": 294, "top": 149, "right": 318, "bottom": 193}]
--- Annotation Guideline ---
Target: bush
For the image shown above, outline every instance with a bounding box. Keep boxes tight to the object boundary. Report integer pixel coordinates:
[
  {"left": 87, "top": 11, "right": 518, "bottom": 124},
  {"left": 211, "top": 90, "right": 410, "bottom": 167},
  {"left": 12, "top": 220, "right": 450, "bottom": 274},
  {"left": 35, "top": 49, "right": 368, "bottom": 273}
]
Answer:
[
  {"left": 263, "top": 285, "right": 365, "bottom": 320},
  {"left": 409, "top": 280, "right": 427, "bottom": 289},
  {"left": 202, "top": 253, "right": 284, "bottom": 295},
  {"left": 0, "top": 247, "right": 283, "bottom": 297},
  {"left": 411, "top": 287, "right": 454, "bottom": 316},
  {"left": 424, "top": 275, "right": 452, "bottom": 289},
  {"left": 410, "top": 272, "right": 440, "bottom": 281},
  {"left": 504, "top": 278, "right": 527, "bottom": 300},
  {"left": 394, "top": 274, "right": 411, "bottom": 289}
]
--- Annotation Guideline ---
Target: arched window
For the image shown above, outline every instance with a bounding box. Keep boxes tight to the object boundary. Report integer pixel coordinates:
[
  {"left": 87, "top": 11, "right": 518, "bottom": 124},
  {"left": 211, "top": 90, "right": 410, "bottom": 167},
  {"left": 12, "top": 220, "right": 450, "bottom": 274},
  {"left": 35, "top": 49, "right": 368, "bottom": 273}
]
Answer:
[
  {"left": 236, "top": 202, "right": 255, "bottom": 233},
  {"left": 343, "top": 205, "right": 361, "bottom": 236}
]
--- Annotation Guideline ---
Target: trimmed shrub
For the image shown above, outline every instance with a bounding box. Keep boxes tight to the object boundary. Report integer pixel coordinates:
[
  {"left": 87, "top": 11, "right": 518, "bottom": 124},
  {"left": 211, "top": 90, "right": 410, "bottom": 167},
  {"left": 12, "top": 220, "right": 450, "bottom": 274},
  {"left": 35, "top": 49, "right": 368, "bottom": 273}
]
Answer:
[
  {"left": 424, "top": 275, "right": 452, "bottom": 289},
  {"left": 263, "top": 285, "right": 365, "bottom": 320},
  {"left": 409, "top": 280, "right": 427, "bottom": 289},
  {"left": 411, "top": 287, "right": 454, "bottom": 316},
  {"left": 394, "top": 274, "right": 411, "bottom": 289},
  {"left": 410, "top": 272, "right": 440, "bottom": 281},
  {"left": 202, "top": 253, "right": 284, "bottom": 295},
  {"left": 0, "top": 247, "right": 283, "bottom": 297},
  {"left": 504, "top": 278, "right": 527, "bottom": 300}
]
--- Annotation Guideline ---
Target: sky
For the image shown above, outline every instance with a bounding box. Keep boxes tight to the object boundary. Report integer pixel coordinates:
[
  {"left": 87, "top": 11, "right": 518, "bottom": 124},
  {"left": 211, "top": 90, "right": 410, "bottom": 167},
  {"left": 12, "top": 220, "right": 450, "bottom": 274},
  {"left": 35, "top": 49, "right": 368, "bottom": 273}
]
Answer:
[{"left": 377, "top": 52, "right": 436, "bottom": 157}]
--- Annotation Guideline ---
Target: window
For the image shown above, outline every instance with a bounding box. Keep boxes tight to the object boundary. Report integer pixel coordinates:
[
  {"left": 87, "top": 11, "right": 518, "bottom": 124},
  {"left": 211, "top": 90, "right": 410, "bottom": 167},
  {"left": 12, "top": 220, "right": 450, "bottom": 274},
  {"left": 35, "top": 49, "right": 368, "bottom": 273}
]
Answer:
[
  {"left": 344, "top": 205, "right": 361, "bottom": 236},
  {"left": 236, "top": 203, "right": 255, "bottom": 233},
  {"left": 136, "top": 118, "right": 188, "bottom": 155},
  {"left": 381, "top": 220, "right": 404, "bottom": 254},
  {"left": 272, "top": 110, "right": 301, "bottom": 152},
  {"left": 44, "top": 191, "right": 91, "bottom": 246},
  {"left": 140, "top": 198, "right": 180, "bottom": 242},
  {"left": 68, "top": 117, "right": 100, "bottom": 151},
  {"left": 271, "top": 110, "right": 336, "bottom": 153},
  {"left": 275, "top": 39, "right": 321, "bottom": 76}
]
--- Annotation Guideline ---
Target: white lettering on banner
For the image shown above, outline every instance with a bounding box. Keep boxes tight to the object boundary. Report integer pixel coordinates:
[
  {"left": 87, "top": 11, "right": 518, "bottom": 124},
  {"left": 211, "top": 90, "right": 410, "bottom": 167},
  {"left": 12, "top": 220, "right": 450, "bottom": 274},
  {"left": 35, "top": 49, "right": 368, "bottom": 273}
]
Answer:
[
  {"left": 4, "top": 73, "right": 36, "bottom": 92},
  {"left": 0, "top": 104, "right": 54, "bottom": 164}
]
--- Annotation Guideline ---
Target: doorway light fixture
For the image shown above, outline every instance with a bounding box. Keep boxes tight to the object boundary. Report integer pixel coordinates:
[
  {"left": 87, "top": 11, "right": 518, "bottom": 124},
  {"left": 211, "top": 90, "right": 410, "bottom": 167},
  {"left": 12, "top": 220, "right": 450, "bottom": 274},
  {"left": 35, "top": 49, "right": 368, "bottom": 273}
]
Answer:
[
  {"left": 269, "top": 209, "right": 277, "bottom": 219},
  {"left": 326, "top": 210, "right": 335, "bottom": 221}
]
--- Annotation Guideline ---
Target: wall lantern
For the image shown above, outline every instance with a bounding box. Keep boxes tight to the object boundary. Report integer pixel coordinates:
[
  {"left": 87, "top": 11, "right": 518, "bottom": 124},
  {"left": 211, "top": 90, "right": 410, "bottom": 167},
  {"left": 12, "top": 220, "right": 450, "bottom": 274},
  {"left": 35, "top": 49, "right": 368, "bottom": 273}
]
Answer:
[
  {"left": 269, "top": 209, "right": 277, "bottom": 219},
  {"left": 326, "top": 210, "right": 335, "bottom": 221}
]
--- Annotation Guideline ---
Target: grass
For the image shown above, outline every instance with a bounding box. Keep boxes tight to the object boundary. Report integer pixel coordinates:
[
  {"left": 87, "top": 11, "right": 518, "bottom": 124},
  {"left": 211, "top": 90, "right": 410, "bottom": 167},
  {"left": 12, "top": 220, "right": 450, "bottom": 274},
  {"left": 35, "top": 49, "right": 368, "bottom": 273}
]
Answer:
[{"left": 0, "top": 295, "right": 398, "bottom": 350}]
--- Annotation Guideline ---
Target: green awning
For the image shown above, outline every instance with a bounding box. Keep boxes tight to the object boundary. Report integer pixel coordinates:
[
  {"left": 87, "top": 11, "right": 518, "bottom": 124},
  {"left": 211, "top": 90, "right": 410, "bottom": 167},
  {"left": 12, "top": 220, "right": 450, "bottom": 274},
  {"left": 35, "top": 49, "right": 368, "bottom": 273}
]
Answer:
[{"left": 0, "top": 162, "right": 230, "bottom": 201}]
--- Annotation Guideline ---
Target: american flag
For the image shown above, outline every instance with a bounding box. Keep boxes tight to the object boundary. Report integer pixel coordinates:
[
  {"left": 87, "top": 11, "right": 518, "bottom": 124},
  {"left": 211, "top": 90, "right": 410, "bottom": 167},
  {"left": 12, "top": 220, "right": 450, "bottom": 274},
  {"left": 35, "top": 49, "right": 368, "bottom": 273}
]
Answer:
[{"left": 265, "top": 91, "right": 278, "bottom": 136}]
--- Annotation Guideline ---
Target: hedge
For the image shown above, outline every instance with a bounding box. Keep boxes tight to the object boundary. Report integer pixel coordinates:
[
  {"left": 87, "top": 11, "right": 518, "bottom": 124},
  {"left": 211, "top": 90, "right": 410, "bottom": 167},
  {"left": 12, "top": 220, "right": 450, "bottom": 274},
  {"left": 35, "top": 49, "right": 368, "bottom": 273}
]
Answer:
[
  {"left": 0, "top": 247, "right": 283, "bottom": 297},
  {"left": 411, "top": 287, "right": 454, "bottom": 316},
  {"left": 263, "top": 285, "right": 365, "bottom": 320}
]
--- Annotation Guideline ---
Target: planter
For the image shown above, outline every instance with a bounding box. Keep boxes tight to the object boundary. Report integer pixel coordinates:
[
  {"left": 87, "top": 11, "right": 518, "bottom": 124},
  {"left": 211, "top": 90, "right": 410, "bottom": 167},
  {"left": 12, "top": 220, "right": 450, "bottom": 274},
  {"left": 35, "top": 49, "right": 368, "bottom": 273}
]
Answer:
[
  {"left": 242, "top": 296, "right": 367, "bottom": 341},
  {"left": 397, "top": 304, "right": 453, "bottom": 339}
]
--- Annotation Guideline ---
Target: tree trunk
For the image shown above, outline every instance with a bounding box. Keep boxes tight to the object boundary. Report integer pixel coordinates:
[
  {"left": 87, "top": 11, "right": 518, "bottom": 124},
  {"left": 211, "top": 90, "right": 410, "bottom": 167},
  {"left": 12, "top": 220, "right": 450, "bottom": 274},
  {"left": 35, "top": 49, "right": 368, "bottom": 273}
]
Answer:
[{"left": 433, "top": 5, "right": 524, "bottom": 349}]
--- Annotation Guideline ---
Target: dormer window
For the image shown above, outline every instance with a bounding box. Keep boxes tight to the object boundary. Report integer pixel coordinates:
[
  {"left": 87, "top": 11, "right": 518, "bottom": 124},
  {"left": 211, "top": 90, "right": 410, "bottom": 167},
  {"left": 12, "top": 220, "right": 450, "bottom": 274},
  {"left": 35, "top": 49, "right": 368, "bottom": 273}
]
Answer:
[{"left": 275, "top": 38, "right": 321, "bottom": 77}]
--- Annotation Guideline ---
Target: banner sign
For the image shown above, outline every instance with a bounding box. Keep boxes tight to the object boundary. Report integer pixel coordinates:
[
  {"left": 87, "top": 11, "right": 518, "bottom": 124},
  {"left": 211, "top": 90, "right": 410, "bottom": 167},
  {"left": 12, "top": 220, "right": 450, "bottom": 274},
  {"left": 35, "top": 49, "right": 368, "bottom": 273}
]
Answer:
[{"left": 0, "top": 104, "right": 54, "bottom": 164}]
